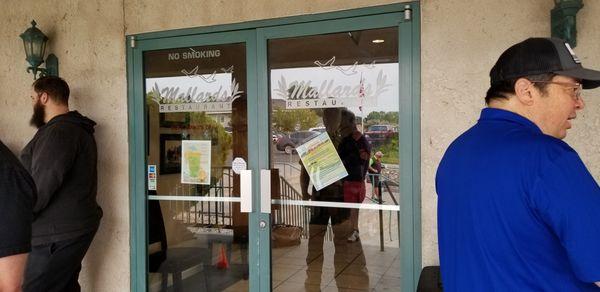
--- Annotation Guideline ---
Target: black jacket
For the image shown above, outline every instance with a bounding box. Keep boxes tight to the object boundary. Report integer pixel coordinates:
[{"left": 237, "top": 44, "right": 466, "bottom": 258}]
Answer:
[
  {"left": 21, "top": 111, "right": 102, "bottom": 245},
  {"left": 0, "top": 140, "right": 36, "bottom": 257}
]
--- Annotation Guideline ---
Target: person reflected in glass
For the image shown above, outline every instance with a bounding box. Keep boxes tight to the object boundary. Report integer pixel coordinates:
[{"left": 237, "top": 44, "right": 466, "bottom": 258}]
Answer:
[
  {"left": 367, "top": 151, "right": 384, "bottom": 202},
  {"left": 299, "top": 107, "right": 351, "bottom": 289},
  {"left": 338, "top": 109, "right": 371, "bottom": 242}
]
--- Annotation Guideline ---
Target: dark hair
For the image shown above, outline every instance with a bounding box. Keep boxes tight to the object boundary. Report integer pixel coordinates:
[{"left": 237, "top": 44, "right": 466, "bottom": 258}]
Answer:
[
  {"left": 33, "top": 76, "right": 70, "bottom": 105},
  {"left": 341, "top": 109, "right": 356, "bottom": 125},
  {"left": 323, "top": 107, "right": 341, "bottom": 117},
  {"left": 485, "top": 73, "right": 555, "bottom": 105}
]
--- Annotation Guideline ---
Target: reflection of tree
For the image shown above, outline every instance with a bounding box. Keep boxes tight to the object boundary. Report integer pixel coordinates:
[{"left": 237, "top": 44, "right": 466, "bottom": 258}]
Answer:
[
  {"left": 365, "top": 111, "right": 399, "bottom": 164},
  {"left": 365, "top": 111, "right": 398, "bottom": 126},
  {"left": 188, "top": 112, "right": 232, "bottom": 169},
  {"left": 146, "top": 93, "right": 233, "bottom": 183},
  {"left": 271, "top": 83, "right": 321, "bottom": 132},
  {"left": 378, "top": 136, "right": 399, "bottom": 164},
  {"left": 147, "top": 91, "right": 159, "bottom": 104},
  {"left": 272, "top": 109, "right": 320, "bottom": 132}
]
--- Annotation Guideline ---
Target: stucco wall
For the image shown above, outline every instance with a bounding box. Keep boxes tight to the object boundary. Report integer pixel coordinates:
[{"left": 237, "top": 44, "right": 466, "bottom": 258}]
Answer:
[
  {"left": 568, "top": 1, "right": 600, "bottom": 184},
  {"left": 421, "top": 0, "right": 600, "bottom": 267},
  {"left": 1, "top": 0, "right": 599, "bottom": 291},
  {"left": 0, "top": 1, "right": 130, "bottom": 291},
  {"left": 124, "top": 0, "right": 401, "bottom": 34}
]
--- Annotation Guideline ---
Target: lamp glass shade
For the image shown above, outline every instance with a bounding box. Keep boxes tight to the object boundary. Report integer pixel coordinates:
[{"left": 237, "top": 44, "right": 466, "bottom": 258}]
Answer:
[{"left": 20, "top": 21, "right": 48, "bottom": 68}]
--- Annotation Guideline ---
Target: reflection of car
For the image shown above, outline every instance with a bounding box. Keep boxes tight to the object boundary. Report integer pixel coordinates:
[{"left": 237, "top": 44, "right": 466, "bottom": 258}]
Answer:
[
  {"left": 365, "top": 124, "right": 396, "bottom": 144},
  {"left": 276, "top": 130, "right": 320, "bottom": 152},
  {"left": 272, "top": 131, "right": 284, "bottom": 143},
  {"left": 308, "top": 126, "right": 326, "bottom": 133}
]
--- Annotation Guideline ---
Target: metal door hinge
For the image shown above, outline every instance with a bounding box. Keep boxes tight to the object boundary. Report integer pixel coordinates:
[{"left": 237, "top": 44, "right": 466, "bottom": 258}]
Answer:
[
  {"left": 130, "top": 36, "right": 136, "bottom": 48},
  {"left": 404, "top": 5, "right": 412, "bottom": 21}
]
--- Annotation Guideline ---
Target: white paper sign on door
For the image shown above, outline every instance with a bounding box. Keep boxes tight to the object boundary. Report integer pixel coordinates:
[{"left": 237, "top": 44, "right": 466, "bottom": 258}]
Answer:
[
  {"left": 181, "top": 140, "right": 211, "bottom": 185},
  {"left": 231, "top": 157, "right": 247, "bottom": 174}
]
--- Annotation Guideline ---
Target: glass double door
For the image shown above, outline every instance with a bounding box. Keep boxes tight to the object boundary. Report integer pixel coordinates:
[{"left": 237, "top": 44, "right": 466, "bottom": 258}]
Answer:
[{"left": 133, "top": 11, "right": 411, "bottom": 292}]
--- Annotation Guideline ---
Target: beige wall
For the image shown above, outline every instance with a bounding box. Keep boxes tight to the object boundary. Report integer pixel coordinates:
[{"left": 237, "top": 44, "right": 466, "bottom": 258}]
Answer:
[
  {"left": 124, "top": 0, "right": 400, "bottom": 34},
  {"left": 420, "top": 0, "right": 600, "bottom": 267},
  {"left": 1, "top": 0, "right": 599, "bottom": 290},
  {"left": 0, "top": 0, "right": 130, "bottom": 291}
]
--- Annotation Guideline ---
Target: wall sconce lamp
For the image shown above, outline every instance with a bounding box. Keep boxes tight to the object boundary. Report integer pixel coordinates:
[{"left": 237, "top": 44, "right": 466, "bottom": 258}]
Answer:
[
  {"left": 551, "top": 0, "right": 583, "bottom": 47},
  {"left": 19, "top": 20, "right": 59, "bottom": 79}
]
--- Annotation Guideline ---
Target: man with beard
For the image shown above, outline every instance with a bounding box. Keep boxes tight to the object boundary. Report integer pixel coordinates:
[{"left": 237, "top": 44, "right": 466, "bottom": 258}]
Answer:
[
  {"left": 0, "top": 139, "right": 36, "bottom": 292},
  {"left": 20, "top": 76, "right": 102, "bottom": 292}
]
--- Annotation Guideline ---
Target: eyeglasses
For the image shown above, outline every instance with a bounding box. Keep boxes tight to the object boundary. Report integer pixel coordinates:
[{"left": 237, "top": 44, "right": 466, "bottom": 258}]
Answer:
[{"left": 530, "top": 81, "right": 583, "bottom": 102}]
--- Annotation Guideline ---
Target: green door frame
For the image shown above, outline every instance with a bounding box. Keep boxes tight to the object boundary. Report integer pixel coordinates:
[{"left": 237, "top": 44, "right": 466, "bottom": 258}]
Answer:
[
  {"left": 127, "top": 29, "right": 262, "bottom": 291},
  {"left": 255, "top": 7, "right": 421, "bottom": 291},
  {"left": 126, "top": 2, "right": 421, "bottom": 291}
]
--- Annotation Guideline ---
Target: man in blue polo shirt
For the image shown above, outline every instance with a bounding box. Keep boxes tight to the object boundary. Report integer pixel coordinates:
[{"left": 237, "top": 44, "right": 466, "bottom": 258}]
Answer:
[{"left": 436, "top": 38, "right": 600, "bottom": 291}]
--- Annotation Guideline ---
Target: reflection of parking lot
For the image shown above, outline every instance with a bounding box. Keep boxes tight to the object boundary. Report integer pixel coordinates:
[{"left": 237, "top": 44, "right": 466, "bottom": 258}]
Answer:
[
  {"left": 274, "top": 131, "right": 320, "bottom": 153},
  {"left": 272, "top": 150, "right": 299, "bottom": 162}
]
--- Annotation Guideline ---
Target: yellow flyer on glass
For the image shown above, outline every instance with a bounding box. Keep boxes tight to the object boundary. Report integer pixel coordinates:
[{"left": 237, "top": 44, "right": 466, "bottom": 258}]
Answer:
[
  {"left": 181, "top": 140, "right": 211, "bottom": 185},
  {"left": 296, "top": 132, "right": 348, "bottom": 191}
]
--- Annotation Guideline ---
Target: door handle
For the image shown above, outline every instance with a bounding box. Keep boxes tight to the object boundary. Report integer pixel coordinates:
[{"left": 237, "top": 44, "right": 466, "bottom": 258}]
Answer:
[
  {"left": 260, "top": 169, "right": 271, "bottom": 214},
  {"left": 240, "top": 170, "right": 252, "bottom": 213}
]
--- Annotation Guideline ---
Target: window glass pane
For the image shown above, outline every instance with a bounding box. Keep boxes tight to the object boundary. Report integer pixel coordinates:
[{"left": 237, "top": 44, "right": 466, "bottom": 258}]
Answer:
[
  {"left": 144, "top": 43, "right": 249, "bottom": 292},
  {"left": 268, "top": 27, "right": 401, "bottom": 291}
]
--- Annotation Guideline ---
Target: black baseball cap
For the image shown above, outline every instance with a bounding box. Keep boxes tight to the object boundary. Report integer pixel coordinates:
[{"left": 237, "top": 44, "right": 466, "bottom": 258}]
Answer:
[{"left": 490, "top": 37, "right": 600, "bottom": 89}]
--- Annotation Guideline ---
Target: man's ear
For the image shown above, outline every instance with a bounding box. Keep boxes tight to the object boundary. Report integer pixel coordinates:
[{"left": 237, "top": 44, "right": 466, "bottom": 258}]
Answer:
[
  {"left": 38, "top": 92, "right": 49, "bottom": 105},
  {"left": 514, "top": 78, "right": 534, "bottom": 106}
]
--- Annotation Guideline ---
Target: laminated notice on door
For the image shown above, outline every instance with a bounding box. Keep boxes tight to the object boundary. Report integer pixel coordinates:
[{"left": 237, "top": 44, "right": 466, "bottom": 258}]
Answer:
[
  {"left": 181, "top": 140, "right": 211, "bottom": 185},
  {"left": 296, "top": 132, "right": 347, "bottom": 191},
  {"left": 148, "top": 165, "right": 157, "bottom": 191}
]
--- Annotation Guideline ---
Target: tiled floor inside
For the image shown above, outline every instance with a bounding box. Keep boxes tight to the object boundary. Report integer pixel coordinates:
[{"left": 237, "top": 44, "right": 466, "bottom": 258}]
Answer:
[
  {"left": 150, "top": 230, "right": 401, "bottom": 291},
  {"left": 270, "top": 239, "right": 401, "bottom": 292},
  {"left": 151, "top": 209, "right": 401, "bottom": 291}
]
